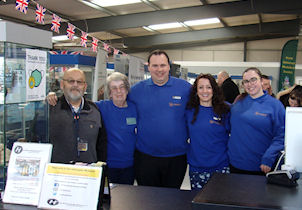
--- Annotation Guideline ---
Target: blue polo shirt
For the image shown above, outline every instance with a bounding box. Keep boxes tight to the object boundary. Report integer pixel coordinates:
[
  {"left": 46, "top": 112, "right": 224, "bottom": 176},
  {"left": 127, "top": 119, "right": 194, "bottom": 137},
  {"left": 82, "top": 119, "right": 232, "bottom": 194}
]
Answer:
[
  {"left": 95, "top": 100, "right": 137, "bottom": 168},
  {"left": 128, "top": 76, "right": 191, "bottom": 157}
]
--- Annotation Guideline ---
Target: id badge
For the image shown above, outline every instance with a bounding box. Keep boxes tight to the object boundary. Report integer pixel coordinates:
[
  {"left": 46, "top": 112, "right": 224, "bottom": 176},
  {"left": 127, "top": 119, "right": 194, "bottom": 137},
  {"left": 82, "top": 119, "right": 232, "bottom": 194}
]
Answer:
[{"left": 77, "top": 139, "right": 88, "bottom": 152}]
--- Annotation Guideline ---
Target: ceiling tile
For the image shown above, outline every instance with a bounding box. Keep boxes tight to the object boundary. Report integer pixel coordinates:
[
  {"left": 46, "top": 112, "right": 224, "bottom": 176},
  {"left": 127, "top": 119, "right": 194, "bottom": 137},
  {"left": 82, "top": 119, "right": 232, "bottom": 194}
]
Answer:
[
  {"left": 224, "top": 14, "right": 259, "bottom": 27},
  {"left": 150, "top": 0, "right": 201, "bottom": 9}
]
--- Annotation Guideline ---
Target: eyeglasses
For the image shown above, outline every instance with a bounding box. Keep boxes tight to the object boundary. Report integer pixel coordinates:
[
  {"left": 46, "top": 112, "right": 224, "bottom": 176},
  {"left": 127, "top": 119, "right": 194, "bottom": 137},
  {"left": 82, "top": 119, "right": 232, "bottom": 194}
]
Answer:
[
  {"left": 110, "top": 85, "right": 126, "bottom": 92},
  {"left": 63, "top": 79, "right": 86, "bottom": 85},
  {"left": 242, "top": 77, "right": 258, "bottom": 85}
]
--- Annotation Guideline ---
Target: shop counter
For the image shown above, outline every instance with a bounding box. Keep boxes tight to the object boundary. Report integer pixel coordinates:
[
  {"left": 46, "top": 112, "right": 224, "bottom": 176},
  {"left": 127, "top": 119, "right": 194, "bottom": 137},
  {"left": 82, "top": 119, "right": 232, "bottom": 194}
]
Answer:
[
  {"left": 0, "top": 173, "right": 301, "bottom": 210},
  {"left": 192, "top": 173, "right": 302, "bottom": 210},
  {"left": 0, "top": 184, "right": 197, "bottom": 210}
]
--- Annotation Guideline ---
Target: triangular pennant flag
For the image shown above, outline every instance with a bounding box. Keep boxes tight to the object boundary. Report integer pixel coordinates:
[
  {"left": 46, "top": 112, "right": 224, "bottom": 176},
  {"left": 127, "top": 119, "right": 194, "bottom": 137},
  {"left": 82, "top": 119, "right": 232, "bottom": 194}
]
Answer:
[
  {"left": 80, "top": 31, "right": 88, "bottom": 48},
  {"left": 15, "top": 0, "right": 29, "bottom": 14},
  {"left": 51, "top": 14, "right": 61, "bottom": 33},
  {"left": 35, "top": 4, "right": 46, "bottom": 24},
  {"left": 92, "top": 37, "right": 99, "bottom": 52},
  {"left": 66, "top": 23, "right": 76, "bottom": 40},
  {"left": 103, "top": 43, "right": 111, "bottom": 52},
  {"left": 113, "top": 48, "right": 120, "bottom": 55}
]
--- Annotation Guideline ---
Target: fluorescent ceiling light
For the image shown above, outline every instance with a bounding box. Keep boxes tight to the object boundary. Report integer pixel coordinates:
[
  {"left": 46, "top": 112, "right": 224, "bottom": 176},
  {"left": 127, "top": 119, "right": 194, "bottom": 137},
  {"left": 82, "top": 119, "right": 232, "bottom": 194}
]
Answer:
[
  {"left": 90, "top": 0, "right": 141, "bottom": 7},
  {"left": 142, "top": 26, "right": 155, "bottom": 32},
  {"left": 184, "top": 18, "right": 220, "bottom": 26},
  {"left": 52, "top": 35, "right": 78, "bottom": 42},
  {"left": 148, "top": 22, "right": 183, "bottom": 30}
]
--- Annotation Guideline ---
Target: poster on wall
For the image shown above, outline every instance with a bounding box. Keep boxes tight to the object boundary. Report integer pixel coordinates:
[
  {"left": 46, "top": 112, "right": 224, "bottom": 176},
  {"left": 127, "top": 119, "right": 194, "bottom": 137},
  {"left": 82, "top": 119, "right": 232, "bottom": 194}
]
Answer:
[
  {"left": 26, "top": 49, "right": 47, "bottom": 101},
  {"left": 92, "top": 49, "right": 107, "bottom": 102},
  {"left": 128, "top": 56, "right": 145, "bottom": 86}
]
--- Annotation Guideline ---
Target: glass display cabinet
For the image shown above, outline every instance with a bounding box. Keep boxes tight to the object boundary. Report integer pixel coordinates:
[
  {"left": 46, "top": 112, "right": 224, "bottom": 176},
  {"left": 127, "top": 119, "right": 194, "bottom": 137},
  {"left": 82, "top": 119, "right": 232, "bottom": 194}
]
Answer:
[
  {"left": 0, "top": 21, "right": 52, "bottom": 190},
  {"left": 49, "top": 53, "right": 96, "bottom": 100}
]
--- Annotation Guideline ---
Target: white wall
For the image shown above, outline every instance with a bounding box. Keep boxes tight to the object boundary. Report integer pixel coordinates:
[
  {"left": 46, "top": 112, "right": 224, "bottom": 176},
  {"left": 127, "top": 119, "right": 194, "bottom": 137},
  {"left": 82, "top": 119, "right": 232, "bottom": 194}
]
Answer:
[{"left": 130, "top": 36, "right": 302, "bottom": 93}]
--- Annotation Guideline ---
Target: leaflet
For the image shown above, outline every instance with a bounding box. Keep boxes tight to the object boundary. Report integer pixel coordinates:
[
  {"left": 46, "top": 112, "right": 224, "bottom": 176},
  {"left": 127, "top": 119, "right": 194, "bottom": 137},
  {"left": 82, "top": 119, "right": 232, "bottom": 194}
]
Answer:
[
  {"left": 3, "top": 142, "right": 52, "bottom": 206},
  {"left": 38, "top": 163, "right": 102, "bottom": 210}
]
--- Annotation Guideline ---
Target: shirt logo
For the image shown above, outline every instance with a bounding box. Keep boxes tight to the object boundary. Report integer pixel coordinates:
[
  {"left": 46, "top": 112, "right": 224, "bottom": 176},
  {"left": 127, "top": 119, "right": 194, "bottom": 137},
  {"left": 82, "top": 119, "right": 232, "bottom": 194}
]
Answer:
[
  {"left": 172, "top": 96, "right": 181, "bottom": 100},
  {"left": 209, "top": 120, "right": 222, "bottom": 125},
  {"left": 255, "top": 112, "right": 267, "bottom": 117},
  {"left": 169, "top": 102, "right": 181, "bottom": 107}
]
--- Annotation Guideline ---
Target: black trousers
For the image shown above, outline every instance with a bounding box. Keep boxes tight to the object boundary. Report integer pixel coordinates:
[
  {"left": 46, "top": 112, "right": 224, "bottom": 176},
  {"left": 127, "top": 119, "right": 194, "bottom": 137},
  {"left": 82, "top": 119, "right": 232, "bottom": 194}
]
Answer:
[{"left": 134, "top": 150, "right": 187, "bottom": 188}]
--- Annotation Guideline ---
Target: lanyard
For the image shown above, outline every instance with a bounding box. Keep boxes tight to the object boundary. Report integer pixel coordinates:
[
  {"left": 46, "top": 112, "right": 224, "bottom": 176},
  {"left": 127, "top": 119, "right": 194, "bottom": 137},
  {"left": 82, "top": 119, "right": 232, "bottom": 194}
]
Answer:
[{"left": 69, "top": 100, "right": 83, "bottom": 157}]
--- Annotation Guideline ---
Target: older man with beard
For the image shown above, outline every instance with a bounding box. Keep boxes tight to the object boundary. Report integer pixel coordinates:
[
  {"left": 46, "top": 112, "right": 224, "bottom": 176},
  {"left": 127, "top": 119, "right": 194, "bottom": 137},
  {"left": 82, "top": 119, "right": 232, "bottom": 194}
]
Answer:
[{"left": 49, "top": 68, "right": 107, "bottom": 164}]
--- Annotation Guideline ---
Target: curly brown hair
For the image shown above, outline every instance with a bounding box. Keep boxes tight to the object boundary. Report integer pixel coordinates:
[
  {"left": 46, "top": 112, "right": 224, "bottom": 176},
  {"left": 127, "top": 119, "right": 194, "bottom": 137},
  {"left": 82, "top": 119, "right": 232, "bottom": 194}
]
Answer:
[{"left": 186, "top": 73, "right": 230, "bottom": 124}]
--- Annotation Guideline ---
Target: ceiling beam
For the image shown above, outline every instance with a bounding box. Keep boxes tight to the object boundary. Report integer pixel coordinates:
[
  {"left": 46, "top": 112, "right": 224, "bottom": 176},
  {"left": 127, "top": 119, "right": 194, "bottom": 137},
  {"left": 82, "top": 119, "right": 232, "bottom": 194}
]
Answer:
[
  {"left": 112, "top": 19, "right": 300, "bottom": 51},
  {"left": 36, "top": 0, "right": 302, "bottom": 33}
]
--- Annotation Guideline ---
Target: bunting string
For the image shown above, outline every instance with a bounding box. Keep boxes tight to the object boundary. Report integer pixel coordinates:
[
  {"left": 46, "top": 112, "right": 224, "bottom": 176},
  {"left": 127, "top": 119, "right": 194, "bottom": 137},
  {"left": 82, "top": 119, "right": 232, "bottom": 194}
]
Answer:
[{"left": 11, "top": 0, "right": 128, "bottom": 56}]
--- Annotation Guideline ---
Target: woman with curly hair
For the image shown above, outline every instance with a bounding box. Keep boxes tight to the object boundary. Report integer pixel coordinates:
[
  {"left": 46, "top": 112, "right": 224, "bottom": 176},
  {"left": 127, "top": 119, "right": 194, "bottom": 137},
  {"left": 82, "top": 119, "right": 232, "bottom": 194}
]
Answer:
[{"left": 186, "top": 73, "right": 230, "bottom": 190}]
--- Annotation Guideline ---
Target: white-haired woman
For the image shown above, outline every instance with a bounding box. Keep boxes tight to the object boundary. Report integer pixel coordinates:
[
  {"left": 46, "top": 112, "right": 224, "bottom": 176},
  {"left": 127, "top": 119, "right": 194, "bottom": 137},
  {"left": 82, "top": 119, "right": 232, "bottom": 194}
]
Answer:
[{"left": 95, "top": 72, "right": 137, "bottom": 185}]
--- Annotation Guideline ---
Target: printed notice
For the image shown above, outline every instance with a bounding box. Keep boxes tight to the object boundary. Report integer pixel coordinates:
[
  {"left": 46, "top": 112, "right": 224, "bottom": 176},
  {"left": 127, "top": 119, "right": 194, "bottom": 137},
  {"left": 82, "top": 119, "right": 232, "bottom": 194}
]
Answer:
[
  {"left": 26, "top": 49, "right": 47, "bottom": 101},
  {"left": 38, "top": 163, "right": 102, "bottom": 210},
  {"left": 3, "top": 142, "right": 52, "bottom": 206}
]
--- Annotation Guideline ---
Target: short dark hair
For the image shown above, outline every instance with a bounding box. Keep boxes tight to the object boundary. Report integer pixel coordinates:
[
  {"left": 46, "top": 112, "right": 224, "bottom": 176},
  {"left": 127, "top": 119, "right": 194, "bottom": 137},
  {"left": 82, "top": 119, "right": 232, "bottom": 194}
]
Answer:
[
  {"left": 147, "top": 49, "right": 170, "bottom": 64},
  {"left": 261, "top": 74, "right": 269, "bottom": 80}
]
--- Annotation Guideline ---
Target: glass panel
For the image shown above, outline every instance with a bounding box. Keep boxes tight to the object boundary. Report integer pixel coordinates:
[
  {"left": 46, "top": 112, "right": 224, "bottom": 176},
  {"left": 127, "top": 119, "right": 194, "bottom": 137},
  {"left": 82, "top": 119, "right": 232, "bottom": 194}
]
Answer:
[{"left": 0, "top": 42, "right": 49, "bottom": 190}]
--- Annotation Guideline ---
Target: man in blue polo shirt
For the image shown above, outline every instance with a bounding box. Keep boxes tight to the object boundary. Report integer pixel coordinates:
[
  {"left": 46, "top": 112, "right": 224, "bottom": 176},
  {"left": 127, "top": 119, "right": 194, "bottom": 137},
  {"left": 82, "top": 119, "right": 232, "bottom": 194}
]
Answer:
[{"left": 128, "top": 50, "right": 191, "bottom": 188}]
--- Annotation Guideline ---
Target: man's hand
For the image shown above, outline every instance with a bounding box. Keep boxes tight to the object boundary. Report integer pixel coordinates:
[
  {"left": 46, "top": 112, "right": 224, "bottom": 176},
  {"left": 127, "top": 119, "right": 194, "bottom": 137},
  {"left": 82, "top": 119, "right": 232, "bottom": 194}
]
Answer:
[
  {"left": 260, "top": 164, "right": 271, "bottom": 174},
  {"left": 47, "top": 92, "right": 58, "bottom": 106}
]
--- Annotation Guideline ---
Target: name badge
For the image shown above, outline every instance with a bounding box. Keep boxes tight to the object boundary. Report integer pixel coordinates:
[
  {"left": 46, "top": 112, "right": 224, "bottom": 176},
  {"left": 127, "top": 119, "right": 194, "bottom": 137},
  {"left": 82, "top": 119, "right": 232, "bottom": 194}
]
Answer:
[
  {"left": 126, "top": 117, "right": 136, "bottom": 125},
  {"left": 78, "top": 140, "right": 88, "bottom": 152},
  {"left": 172, "top": 96, "right": 181, "bottom": 100},
  {"left": 213, "top": 116, "right": 221, "bottom": 121}
]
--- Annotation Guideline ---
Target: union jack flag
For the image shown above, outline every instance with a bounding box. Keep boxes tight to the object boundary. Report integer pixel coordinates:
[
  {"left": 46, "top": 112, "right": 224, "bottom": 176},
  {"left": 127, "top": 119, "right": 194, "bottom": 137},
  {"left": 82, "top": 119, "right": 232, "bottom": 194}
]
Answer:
[
  {"left": 70, "top": 51, "right": 83, "bottom": 55},
  {"left": 15, "top": 0, "right": 29, "bottom": 14},
  {"left": 103, "top": 43, "right": 111, "bottom": 52},
  {"left": 35, "top": 4, "right": 46, "bottom": 24},
  {"left": 92, "top": 37, "right": 99, "bottom": 52},
  {"left": 49, "top": 51, "right": 83, "bottom": 55},
  {"left": 66, "top": 23, "right": 75, "bottom": 40},
  {"left": 113, "top": 48, "right": 120, "bottom": 55},
  {"left": 80, "top": 31, "right": 88, "bottom": 47},
  {"left": 51, "top": 14, "right": 61, "bottom": 34}
]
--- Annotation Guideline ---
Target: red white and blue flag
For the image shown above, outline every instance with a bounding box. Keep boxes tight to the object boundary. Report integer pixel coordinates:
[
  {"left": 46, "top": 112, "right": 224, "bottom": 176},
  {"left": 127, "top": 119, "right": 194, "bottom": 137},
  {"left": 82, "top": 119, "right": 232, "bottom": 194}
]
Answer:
[
  {"left": 51, "top": 14, "right": 61, "bottom": 33},
  {"left": 103, "top": 43, "right": 111, "bottom": 52},
  {"left": 35, "top": 4, "right": 46, "bottom": 24},
  {"left": 15, "top": 0, "right": 29, "bottom": 14},
  {"left": 66, "top": 23, "right": 75, "bottom": 40},
  {"left": 49, "top": 51, "right": 84, "bottom": 55},
  {"left": 92, "top": 37, "right": 99, "bottom": 52},
  {"left": 113, "top": 48, "right": 120, "bottom": 55},
  {"left": 80, "top": 31, "right": 88, "bottom": 47}
]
